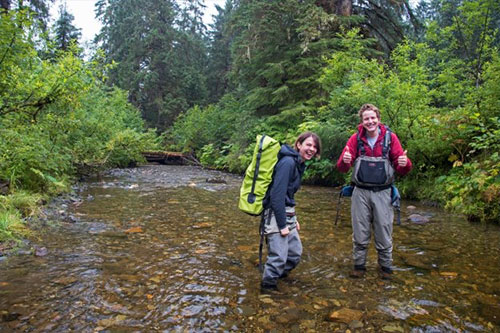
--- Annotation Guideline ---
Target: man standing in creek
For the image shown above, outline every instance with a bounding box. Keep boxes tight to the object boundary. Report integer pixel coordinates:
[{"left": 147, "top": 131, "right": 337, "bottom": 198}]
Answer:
[{"left": 337, "top": 104, "right": 412, "bottom": 280}]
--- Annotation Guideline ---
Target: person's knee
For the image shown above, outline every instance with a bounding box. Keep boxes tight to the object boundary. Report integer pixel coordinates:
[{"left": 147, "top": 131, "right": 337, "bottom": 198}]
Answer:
[{"left": 353, "top": 241, "right": 368, "bottom": 250}]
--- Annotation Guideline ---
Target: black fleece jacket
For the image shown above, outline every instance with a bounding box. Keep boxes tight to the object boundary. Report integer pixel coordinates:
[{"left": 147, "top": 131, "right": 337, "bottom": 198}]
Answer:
[{"left": 264, "top": 144, "right": 306, "bottom": 230}]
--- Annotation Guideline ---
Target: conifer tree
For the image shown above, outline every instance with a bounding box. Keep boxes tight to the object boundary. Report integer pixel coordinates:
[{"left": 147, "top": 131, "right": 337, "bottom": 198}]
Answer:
[
  {"left": 206, "top": 0, "right": 233, "bottom": 103},
  {"left": 96, "top": 0, "right": 208, "bottom": 130},
  {"left": 53, "top": 3, "right": 81, "bottom": 51}
]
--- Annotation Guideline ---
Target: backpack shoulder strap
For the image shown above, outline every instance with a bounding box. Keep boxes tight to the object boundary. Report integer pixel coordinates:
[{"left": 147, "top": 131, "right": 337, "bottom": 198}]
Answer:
[
  {"left": 357, "top": 132, "right": 365, "bottom": 156},
  {"left": 249, "top": 135, "right": 267, "bottom": 202}
]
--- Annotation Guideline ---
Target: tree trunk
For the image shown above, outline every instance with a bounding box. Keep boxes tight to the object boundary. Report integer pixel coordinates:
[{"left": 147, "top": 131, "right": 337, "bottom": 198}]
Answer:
[
  {"left": 336, "top": 0, "right": 352, "bottom": 16},
  {"left": 315, "top": 0, "right": 352, "bottom": 16},
  {"left": 1, "top": 0, "right": 11, "bottom": 12}
]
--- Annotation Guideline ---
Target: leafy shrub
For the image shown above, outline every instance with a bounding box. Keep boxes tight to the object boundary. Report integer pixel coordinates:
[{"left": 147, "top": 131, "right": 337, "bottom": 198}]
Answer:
[{"left": 0, "top": 11, "right": 161, "bottom": 241}]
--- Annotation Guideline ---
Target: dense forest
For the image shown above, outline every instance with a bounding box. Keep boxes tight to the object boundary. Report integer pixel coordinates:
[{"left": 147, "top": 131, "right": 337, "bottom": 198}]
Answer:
[{"left": 1, "top": 0, "right": 499, "bottom": 242}]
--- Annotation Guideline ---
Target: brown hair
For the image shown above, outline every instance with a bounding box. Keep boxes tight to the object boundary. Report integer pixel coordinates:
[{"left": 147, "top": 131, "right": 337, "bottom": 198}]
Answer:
[
  {"left": 294, "top": 132, "right": 321, "bottom": 159},
  {"left": 358, "top": 103, "right": 380, "bottom": 121}
]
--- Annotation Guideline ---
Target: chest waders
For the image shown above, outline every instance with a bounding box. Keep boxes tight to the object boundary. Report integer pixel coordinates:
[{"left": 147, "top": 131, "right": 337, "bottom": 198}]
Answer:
[{"left": 336, "top": 126, "right": 401, "bottom": 226}]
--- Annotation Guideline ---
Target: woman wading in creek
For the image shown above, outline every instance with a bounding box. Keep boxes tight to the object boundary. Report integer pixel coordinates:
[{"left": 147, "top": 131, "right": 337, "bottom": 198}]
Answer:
[{"left": 260, "top": 132, "right": 321, "bottom": 292}]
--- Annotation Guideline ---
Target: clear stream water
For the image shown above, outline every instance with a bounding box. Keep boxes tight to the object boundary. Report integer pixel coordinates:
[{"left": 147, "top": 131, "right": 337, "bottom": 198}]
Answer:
[{"left": 0, "top": 165, "right": 499, "bottom": 332}]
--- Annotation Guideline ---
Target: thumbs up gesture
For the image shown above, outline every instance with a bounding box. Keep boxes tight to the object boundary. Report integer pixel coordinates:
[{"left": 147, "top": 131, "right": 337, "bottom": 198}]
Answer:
[
  {"left": 398, "top": 150, "right": 408, "bottom": 167},
  {"left": 343, "top": 146, "right": 352, "bottom": 164}
]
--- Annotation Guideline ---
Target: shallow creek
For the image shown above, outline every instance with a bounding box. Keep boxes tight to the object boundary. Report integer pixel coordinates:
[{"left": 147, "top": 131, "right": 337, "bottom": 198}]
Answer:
[{"left": 1, "top": 165, "right": 499, "bottom": 332}]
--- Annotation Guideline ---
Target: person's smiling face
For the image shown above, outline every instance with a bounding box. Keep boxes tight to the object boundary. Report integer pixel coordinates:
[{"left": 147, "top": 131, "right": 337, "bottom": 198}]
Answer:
[
  {"left": 297, "top": 136, "right": 318, "bottom": 161},
  {"left": 361, "top": 110, "right": 379, "bottom": 137}
]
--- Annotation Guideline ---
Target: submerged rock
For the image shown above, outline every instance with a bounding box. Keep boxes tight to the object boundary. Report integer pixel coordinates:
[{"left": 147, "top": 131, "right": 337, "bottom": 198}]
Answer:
[
  {"left": 382, "top": 324, "right": 404, "bottom": 332},
  {"left": 408, "top": 214, "right": 431, "bottom": 224},
  {"left": 35, "top": 246, "right": 49, "bottom": 257},
  {"left": 327, "top": 308, "right": 363, "bottom": 323},
  {"left": 206, "top": 177, "right": 227, "bottom": 184}
]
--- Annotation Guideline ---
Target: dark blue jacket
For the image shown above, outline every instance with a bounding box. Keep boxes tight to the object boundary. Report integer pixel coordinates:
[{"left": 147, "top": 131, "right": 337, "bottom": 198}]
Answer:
[{"left": 264, "top": 144, "right": 306, "bottom": 230}]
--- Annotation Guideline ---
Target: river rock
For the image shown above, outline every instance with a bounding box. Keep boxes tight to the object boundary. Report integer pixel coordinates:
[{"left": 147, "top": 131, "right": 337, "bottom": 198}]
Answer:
[
  {"left": 349, "top": 320, "right": 364, "bottom": 329},
  {"left": 406, "top": 205, "right": 416, "bottom": 210},
  {"left": 327, "top": 308, "right": 363, "bottom": 323},
  {"left": 64, "top": 214, "right": 79, "bottom": 223},
  {"left": 408, "top": 214, "right": 430, "bottom": 224},
  {"left": 239, "top": 305, "right": 256, "bottom": 316},
  {"left": 17, "top": 248, "right": 32, "bottom": 256},
  {"left": 53, "top": 277, "right": 78, "bottom": 285},
  {"left": 192, "top": 222, "right": 213, "bottom": 229},
  {"left": 439, "top": 271, "right": 458, "bottom": 279},
  {"left": 382, "top": 324, "right": 404, "bottom": 332},
  {"left": 378, "top": 299, "right": 428, "bottom": 320},
  {"left": 33, "top": 246, "right": 48, "bottom": 257},
  {"left": 206, "top": 177, "right": 226, "bottom": 184},
  {"left": 97, "top": 314, "right": 127, "bottom": 328},
  {"left": 1, "top": 312, "right": 20, "bottom": 322},
  {"left": 398, "top": 253, "right": 434, "bottom": 270}
]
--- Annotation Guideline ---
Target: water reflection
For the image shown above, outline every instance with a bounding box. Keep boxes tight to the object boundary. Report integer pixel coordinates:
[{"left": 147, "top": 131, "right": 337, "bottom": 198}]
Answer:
[{"left": 0, "top": 165, "right": 499, "bottom": 332}]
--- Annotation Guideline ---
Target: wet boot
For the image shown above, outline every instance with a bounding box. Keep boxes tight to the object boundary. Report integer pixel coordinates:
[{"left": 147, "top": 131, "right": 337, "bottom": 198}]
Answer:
[
  {"left": 379, "top": 266, "right": 393, "bottom": 280},
  {"left": 260, "top": 279, "right": 278, "bottom": 293},
  {"left": 349, "top": 265, "right": 366, "bottom": 278},
  {"left": 279, "top": 271, "right": 289, "bottom": 279}
]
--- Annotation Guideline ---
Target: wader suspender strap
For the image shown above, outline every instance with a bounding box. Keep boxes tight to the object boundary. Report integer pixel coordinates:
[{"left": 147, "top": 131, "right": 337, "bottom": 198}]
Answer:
[
  {"left": 357, "top": 132, "right": 365, "bottom": 156},
  {"left": 258, "top": 213, "right": 266, "bottom": 273},
  {"left": 248, "top": 135, "right": 266, "bottom": 204},
  {"left": 357, "top": 126, "right": 391, "bottom": 158},
  {"left": 382, "top": 127, "right": 391, "bottom": 158}
]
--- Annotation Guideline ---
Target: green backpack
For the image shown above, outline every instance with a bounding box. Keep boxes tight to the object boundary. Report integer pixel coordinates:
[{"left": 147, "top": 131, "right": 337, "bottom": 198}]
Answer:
[{"left": 238, "top": 135, "right": 281, "bottom": 216}]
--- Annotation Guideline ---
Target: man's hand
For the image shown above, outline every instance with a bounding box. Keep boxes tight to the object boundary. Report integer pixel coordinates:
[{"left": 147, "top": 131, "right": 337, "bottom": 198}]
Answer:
[
  {"left": 343, "top": 146, "right": 352, "bottom": 164},
  {"left": 296, "top": 221, "right": 300, "bottom": 231},
  {"left": 398, "top": 150, "right": 408, "bottom": 167},
  {"left": 280, "top": 227, "right": 290, "bottom": 236}
]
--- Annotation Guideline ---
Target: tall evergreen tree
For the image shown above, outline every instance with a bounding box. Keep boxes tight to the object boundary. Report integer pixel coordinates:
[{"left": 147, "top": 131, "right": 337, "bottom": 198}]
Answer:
[
  {"left": 226, "top": 0, "right": 363, "bottom": 122},
  {"left": 53, "top": 3, "right": 81, "bottom": 51},
  {"left": 96, "top": 0, "right": 208, "bottom": 130},
  {"left": 206, "top": 0, "right": 233, "bottom": 103},
  {"left": 352, "top": 0, "right": 423, "bottom": 53}
]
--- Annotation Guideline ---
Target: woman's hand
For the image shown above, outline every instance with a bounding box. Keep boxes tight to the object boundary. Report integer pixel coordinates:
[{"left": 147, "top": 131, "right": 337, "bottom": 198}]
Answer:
[{"left": 280, "top": 227, "right": 290, "bottom": 236}]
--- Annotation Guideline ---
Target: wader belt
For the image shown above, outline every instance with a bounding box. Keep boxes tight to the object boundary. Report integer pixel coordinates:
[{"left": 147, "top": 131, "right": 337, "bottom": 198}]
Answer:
[{"left": 355, "top": 184, "right": 392, "bottom": 192}]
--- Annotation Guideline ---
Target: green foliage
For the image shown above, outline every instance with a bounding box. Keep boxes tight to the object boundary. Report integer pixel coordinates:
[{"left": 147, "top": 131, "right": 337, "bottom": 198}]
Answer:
[
  {"left": 438, "top": 153, "right": 500, "bottom": 223},
  {"left": 168, "top": 0, "right": 500, "bottom": 223},
  {"left": 0, "top": 9, "right": 160, "bottom": 241},
  {"left": 0, "top": 191, "right": 42, "bottom": 218},
  {"left": 96, "top": 0, "right": 208, "bottom": 130},
  {"left": 0, "top": 209, "right": 27, "bottom": 242},
  {"left": 0, "top": 191, "right": 41, "bottom": 241}
]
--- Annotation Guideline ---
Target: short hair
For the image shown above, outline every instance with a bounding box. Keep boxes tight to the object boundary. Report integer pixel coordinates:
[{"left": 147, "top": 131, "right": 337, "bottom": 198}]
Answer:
[
  {"left": 294, "top": 132, "right": 321, "bottom": 159},
  {"left": 358, "top": 104, "right": 380, "bottom": 121}
]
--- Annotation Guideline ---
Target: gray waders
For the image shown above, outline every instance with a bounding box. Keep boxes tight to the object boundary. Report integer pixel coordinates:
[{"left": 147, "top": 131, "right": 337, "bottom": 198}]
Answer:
[{"left": 260, "top": 207, "right": 302, "bottom": 286}]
